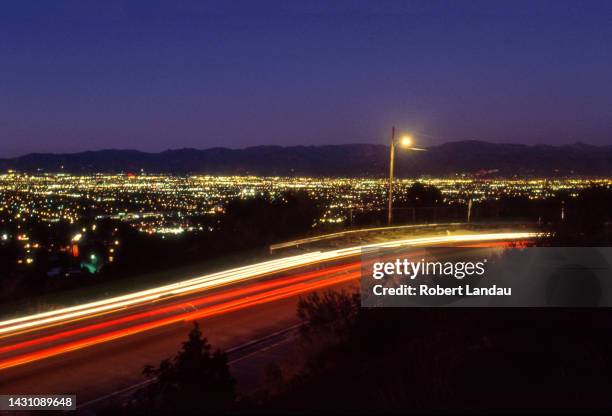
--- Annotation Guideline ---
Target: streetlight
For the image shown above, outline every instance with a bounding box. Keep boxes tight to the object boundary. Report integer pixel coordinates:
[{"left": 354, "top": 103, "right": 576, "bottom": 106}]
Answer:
[
  {"left": 387, "top": 126, "right": 426, "bottom": 226},
  {"left": 400, "top": 135, "right": 413, "bottom": 147}
]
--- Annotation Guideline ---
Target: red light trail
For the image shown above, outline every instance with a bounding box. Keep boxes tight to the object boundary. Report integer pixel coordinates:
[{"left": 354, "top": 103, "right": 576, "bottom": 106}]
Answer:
[{"left": 0, "top": 231, "right": 537, "bottom": 371}]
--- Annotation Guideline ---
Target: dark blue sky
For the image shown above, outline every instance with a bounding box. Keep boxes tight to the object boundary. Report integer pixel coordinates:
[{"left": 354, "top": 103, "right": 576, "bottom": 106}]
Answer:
[{"left": 1, "top": 0, "right": 612, "bottom": 156}]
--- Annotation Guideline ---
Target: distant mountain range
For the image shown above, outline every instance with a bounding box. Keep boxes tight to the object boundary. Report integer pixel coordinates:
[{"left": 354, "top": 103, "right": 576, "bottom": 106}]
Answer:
[{"left": 2, "top": 141, "right": 612, "bottom": 177}]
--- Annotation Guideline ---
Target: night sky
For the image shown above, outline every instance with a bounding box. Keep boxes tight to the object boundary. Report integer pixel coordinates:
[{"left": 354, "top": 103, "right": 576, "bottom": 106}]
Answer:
[{"left": 1, "top": 0, "right": 612, "bottom": 157}]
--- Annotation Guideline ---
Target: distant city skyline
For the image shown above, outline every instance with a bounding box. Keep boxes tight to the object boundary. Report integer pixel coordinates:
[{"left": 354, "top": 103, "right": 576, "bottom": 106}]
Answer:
[{"left": 2, "top": 0, "right": 612, "bottom": 157}]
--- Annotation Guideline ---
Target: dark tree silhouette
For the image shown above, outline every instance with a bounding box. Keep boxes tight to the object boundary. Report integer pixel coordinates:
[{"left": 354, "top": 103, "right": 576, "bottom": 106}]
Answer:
[
  {"left": 397, "top": 182, "right": 443, "bottom": 207},
  {"left": 544, "top": 186, "right": 612, "bottom": 246},
  {"left": 297, "top": 290, "right": 360, "bottom": 343},
  {"left": 219, "top": 191, "right": 319, "bottom": 249},
  {"left": 128, "top": 322, "right": 235, "bottom": 415}
]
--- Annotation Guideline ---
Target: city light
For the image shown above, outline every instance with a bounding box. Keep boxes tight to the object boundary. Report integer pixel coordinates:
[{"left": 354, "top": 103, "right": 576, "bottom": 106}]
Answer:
[{"left": 1, "top": 172, "right": 606, "bottom": 233}]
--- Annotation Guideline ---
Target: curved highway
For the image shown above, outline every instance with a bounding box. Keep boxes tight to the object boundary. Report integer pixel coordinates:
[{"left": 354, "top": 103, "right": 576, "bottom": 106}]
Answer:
[{"left": 0, "top": 230, "right": 536, "bottom": 407}]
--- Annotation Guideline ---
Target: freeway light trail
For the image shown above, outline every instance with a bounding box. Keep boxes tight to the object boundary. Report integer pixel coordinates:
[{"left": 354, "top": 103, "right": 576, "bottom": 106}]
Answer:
[
  {"left": 0, "top": 262, "right": 361, "bottom": 356},
  {"left": 0, "top": 232, "right": 536, "bottom": 337},
  {"left": 0, "top": 270, "right": 362, "bottom": 370},
  {"left": 0, "top": 231, "right": 537, "bottom": 371}
]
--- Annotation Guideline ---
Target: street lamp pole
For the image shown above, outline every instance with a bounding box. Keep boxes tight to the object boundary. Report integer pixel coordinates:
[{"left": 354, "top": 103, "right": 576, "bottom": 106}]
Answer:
[
  {"left": 387, "top": 128, "right": 423, "bottom": 226},
  {"left": 387, "top": 126, "right": 396, "bottom": 226}
]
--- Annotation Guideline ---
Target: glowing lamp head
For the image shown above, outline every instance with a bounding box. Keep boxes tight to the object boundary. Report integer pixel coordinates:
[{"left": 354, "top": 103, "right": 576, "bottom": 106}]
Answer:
[{"left": 400, "top": 136, "right": 413, "bottom": 147}]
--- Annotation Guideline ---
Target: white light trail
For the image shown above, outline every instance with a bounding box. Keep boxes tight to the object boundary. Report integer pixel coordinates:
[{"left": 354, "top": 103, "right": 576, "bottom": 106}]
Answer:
[{"left": 0, "top": 231, "right": 536, "bottom": 336}]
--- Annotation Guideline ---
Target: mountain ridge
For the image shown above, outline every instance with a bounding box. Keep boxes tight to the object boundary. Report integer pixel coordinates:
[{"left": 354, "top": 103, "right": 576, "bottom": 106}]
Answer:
[{"left": 2, "top": 141, "right": 612, "bottom": 177}]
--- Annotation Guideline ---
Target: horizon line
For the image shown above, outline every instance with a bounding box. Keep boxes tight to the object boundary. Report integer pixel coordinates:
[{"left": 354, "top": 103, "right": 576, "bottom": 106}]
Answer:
[{"left": 2, "top": 139, "right": 607, "bottom": 159}]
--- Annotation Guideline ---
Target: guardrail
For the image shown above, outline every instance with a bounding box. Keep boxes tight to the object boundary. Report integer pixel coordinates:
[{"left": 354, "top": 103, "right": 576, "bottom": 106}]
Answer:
[{"left": 269, "top": 221, "right": 538, "bottom": 253}]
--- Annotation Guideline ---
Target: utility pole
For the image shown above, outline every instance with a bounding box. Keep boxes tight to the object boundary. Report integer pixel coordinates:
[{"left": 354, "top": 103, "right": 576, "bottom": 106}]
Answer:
[
  {"left": 467, "top": 198, "right": 473, "bottom": 223},
  {"left": 387, "top": 126, "right": 396, "bottom": 226}
]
